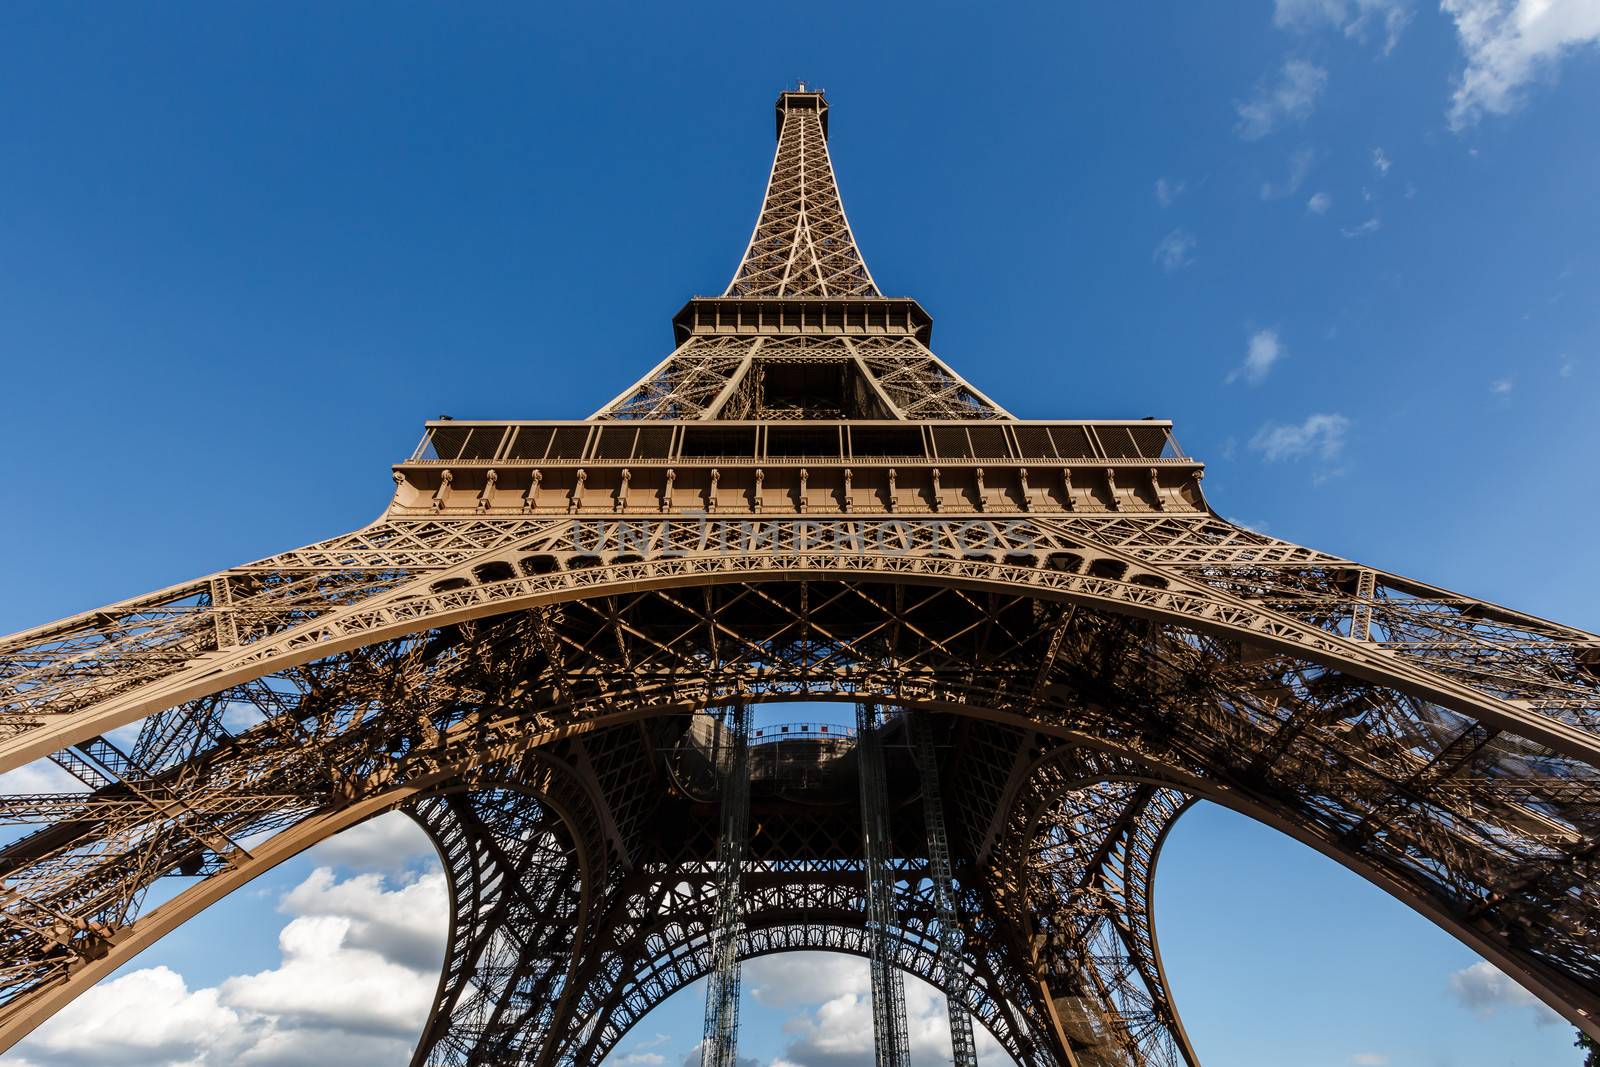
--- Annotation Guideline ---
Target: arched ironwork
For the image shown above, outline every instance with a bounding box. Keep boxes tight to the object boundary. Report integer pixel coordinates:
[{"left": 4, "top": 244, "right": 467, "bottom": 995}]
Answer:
[{"left": 1, "top": 87, "right": 1596, "bottom": 1066}]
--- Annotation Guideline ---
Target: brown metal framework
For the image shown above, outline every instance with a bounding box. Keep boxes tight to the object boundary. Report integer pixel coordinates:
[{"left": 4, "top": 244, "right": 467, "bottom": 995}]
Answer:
[{"left": 1, "top": 87, "right": 1597, "bottom": 1067}]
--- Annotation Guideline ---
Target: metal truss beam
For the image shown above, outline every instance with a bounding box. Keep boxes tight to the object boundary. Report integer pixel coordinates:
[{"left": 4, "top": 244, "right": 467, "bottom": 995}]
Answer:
[
  {"left": 857, "top": 703, "right": 911, "bottom": 1067},
  {"left": 908, "top": 709, "right": 980, "bottom": 1067},
  {"left": 0, "top": 86, "right": 1598, "bottom": 1065},
  {"left": 701, "top": 702, "right": 751, "bottom": 1067}
]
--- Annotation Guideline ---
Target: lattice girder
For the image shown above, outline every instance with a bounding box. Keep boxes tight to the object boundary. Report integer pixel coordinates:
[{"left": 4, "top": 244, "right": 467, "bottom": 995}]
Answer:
[
  {"left": 725, "top": 90, "right": 878, "bottom": 300},
  {"left": 408, "top": 785, "right": 591, "bottom": 1067},
  {"left": 3, "top": 515, "right": 1594, "bottom": 772},
  {"left": 1, "top": 553, "right": 1597, "bottom": 1052},
  {"left": 4, "top": 83, "right": 1600, "bottom": 1066}
]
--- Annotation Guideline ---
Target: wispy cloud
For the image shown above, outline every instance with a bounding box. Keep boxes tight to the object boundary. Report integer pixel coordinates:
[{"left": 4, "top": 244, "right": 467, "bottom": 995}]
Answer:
[
  {"left": 1155, "top": 177, "right": 1186, "bottom": 208},
  {"left": 1250, "top": 413, "right": 1351, "bottom": 461},
  {"left": 1229, "top": 328, "right": 1287, "bottom": 385},
  {"left": 1448, "top": 961, "right": 1563, "bottom": 1025},
  {"left": 1261, "top": 146, "right": 1316, "bottom": 200},
  {"left": 1275, "top": 0, "right": 1413, "bottom": 54},
  {"left": 1443, "top": 0, "right": 1600, "bottom": 129},
  {"left": 1351, "top": 1055, "right": 1390, "bottom": 1067},
  {"left": 1307, "top": 191, "right": 1333, "bottom": 213},
  {"left": 1153, "top": 228, "right": 1197, "bottom": 272},
  {"left": 1372, "top": 146, "right": 1392, "bottom": 175},
  {"left": 1491, "top": 376, "right": 1514, "bottom": 395},
  {"left": 1236, "top": 59, "right": 1329, "bottom": 140},
  {"left": 1341, "top": 217, "right": 1382, "bottom": 238},
  {"left": 1560, "top": 355, "right": 1577, "bottom": 377}
]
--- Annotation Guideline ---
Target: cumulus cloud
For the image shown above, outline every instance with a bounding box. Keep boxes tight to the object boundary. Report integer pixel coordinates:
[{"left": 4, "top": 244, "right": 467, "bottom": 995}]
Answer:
[
  {"left": 748, "top": 954, "right": 1012, "bottom": 1067},
  {"left": 1152, "top": 229, "right": 1197, "bottom": 272},
  {"left": 277, "top": 866, "right": 447, "bottom": 972},
  {"left": 9, "top": 966, "right": 253, "bottom": 1067},
  {"left": 301, "top": 811, "right": 439, "bottom": 876},
  {"left": 1274, "top": 0, "right": 1413, "bottom": 53},
  {"left": 1261, "top": 146, "right": 1316, "bottom": 200},
  {"left": 747, "top": 952, "right": 870, "bottom": 1007},
  {"left": 1236, "top": 60, "right": 1329, "bottom": 140},
  {"left": 1250, "top": 413, "right": 1351, "bottom": 461},
  {"left": 10, "top": 867, "right": 448, "bottom": 1067},
  {"left": 1307, "top": 191, "right": 1333, "bottom": 213},
  {"left": 1154, "top": 177, "right": 1186, "bottom": 208},
  {"left": 1443, "top": 0, "right": 1600, "bottom": 128},
  {"left": 1447, "top": 961, "right": 1562, "bottom": 1024},
  {"left": 1228, "top": 329, "right": 1287, "bottom": 385}
]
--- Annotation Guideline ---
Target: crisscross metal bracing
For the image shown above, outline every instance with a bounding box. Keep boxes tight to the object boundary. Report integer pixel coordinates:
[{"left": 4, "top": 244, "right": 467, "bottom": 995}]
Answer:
[{"left": 1, "top": 87, "right": 1597, "bottom": 1067}]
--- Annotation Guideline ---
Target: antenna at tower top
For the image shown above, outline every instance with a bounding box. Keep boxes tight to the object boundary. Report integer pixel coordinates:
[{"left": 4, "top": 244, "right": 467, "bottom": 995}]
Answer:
[{"left": 797, "top": 80, "right": 806, "bottom": 91}]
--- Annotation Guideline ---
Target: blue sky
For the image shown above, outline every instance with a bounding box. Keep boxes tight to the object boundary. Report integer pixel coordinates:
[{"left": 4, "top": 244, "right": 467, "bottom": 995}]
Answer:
[{"left": 2, "top": 3, "right": 1598, "bottom": 1066}]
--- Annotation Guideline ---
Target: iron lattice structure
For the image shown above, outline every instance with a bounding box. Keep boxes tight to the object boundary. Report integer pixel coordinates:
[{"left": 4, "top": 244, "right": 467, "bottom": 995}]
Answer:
[{"left": 1, "top": 87, "right": 1598, "bottom": 1067}]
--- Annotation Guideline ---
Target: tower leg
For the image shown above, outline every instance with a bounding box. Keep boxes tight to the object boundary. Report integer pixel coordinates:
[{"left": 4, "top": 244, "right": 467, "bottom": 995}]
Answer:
[
  {"left": 857, "top": 704, "right": 911, "bottom": 1067},
  {"left": 1001, "top": 776, "right": 1200, "bottom": 1067},
  {"left": 908, "top": 710, "right": 980, "bottom": 1067},
  {"left": 408, "top": 786, "right": 590, "bottom": 1067},
  {"left": 701, "top": 702, "right": 751, "bottom": 1067}
]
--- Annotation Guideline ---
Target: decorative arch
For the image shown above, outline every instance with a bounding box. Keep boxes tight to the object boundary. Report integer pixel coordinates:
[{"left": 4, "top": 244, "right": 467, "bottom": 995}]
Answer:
[{"left": 1, "top": 536, "right": 1597, "bottom": 1059}]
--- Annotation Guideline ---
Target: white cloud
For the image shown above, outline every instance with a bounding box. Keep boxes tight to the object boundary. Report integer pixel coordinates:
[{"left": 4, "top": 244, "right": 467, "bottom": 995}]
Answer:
[
  {"left": 613, "top": 1054, "right": 666, "bottom": 1066},
  {"left": 747, "top": 953, "right": 871, "bottom": 1007},
  {"left": 1350, "top": 1055, "right": 1389, "bottom": 1066},
  {"left": 1372, "top": 146, "right": 1392, "bottom": 175},
  {"left": 1491, "top": 376, "right": 1514, "bottom": 395},
  {"left": 1443, "top": 0, "right": 1600, "bottom": 128},
  {"left": 11, "top": 867, "right": 447, "bottom": 1067},
  {"left": 1155, "top": 177, "right": 1186, "bottom": 207},
  {"left": 1250, "top": 413, "right": 1351, "bottom": 461},
  {"left": 278, "top": 865, "right": 447, "bottom": 971},
  {"left": 752, "top": 954, "right": 1012, "bottom": 1067},
  {"left": 1341, "top": 217, "right": 1382, "bottom": 238},
  {"left": 1447, "top": 961, "right": 1562, "bottom": 1025},
  {"left": 1261, "top": 146, "right": 1316, "bottom": 200},
  {"left": 1152, "top": 228, "right": 1197, "bottom": 272},
  {"left": 1560, "top": 355, "right": 1577, "bottom": 377},
  {"left": 1307, "top": 191, "right": 1333, "bottom": 213},
  {"left": 0, "top": 760, "right": 87, "bottom": 795},
  {"left": 1229, "top": 329, "right": 1287, "bottom": 385},
  {"left": 302, "top": 811, "right": 439, "bottom": 876},
  {"left": 1236, "top": 59, "right": 1329, "bottom": 140},
  {"left": 1275, "top": 0, "right": 1413, "bottom": 54},
  {"left": 12, "top": 966, "right": 253, "bottom": 1067}
]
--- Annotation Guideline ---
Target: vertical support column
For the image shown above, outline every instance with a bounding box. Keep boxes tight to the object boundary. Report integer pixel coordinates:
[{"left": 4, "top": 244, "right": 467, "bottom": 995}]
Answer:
[
  {"left": 1350, "top": 568, "right": 1377, "bottom": 641},
  {"left": 857, "top": 703, "right": 911, "bottom": 1067},
  {"left": 701, "top": 702, "right": 751, "bottom": 1067},
  {"left": 908, "top": 710, "right": 980, "bottom": 1067}
]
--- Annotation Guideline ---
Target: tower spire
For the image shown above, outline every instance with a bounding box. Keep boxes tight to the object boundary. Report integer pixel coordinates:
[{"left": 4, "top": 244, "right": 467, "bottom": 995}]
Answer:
[
  {"left": 724, "top": 89, "right": 880, "bottom": 298},
  {"left": 591, "top": 89, "right": 1011, "bottom": 421}
]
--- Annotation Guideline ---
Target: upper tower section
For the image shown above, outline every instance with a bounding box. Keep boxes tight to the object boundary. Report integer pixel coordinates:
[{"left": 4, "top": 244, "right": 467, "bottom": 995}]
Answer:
[
  {"left": 724, "top": 88, "right": 880, "bottom": 299},
  {"left": 591, "top": 88, "right": 1012, "bottom": 422}
]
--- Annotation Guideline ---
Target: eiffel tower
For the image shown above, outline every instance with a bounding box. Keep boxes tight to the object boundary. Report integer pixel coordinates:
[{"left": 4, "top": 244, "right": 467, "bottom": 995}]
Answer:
[{"left": 1, "top": 87, "right": 1597, "bottom": 1067}]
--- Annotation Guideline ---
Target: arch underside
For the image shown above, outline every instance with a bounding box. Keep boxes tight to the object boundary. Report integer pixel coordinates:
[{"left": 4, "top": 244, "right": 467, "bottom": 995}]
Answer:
[
  {"left": 403, "top": 739, "right": 1197, "bottom": 1067},
  {"left": 1, "top": 514, "right": 1597, "bottom": 1056}
]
